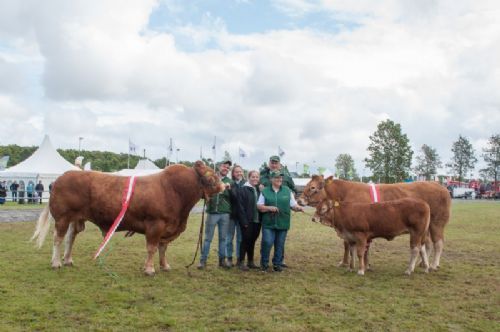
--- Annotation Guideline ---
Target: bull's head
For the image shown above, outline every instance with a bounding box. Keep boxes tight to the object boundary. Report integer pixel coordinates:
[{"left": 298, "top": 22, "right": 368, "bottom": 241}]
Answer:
[
  {"left": 297, "top": 175, "right": 327, "bottom": 207},
  {"left": 312, "top": 199, "right": 335, "bottom": 227},
  {"left": 194, "top": 161, "right": 226, "bottom": 200}
]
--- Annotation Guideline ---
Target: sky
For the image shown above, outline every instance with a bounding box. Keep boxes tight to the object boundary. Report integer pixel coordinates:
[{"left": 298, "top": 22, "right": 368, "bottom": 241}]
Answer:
[{"left": 0, "top": 0, "right": 499, "bottom": 176}]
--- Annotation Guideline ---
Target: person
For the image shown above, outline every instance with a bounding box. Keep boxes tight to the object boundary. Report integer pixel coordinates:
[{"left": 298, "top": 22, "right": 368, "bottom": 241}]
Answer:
[
  {"left": 10, "top": 181, "right": 19, "bottom": 202},
  {"left": 259, "top": 155, "right": 296, "bottom": 193},
  {"left": 35, "top": 180, "right": 44, "bottom": 204},
  {"left": 26, "top": 182, "right": 34, "bottom": 204},
  {"left": 18, "top": 181, "right": 25, "bottom": 204},
  {"left": 0, "top": 181, "right": 6, "bottom": 204},
  {"left": 198, "top": 159, "right": 233, "bottom": 270},
  {"left": 259, "top": 155, "right": 297, "bottom": 268},
  {"left": 231, "top": 170, "right": 262, "bottom": 270},
  {"left": 49, "top": 182, "right": 54, "bottom": 193},
  {"left": 257, "top": 171, "right": 303, "bottom": 272},
  {"left": 226, "top": 164, "right": 244, "bottom": 267}
]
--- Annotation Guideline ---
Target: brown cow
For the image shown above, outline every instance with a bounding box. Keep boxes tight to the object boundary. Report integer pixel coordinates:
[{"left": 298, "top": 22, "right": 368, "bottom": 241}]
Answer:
[
  {"left": 312, "top": 197, "right": 431, "bottom": 275},
  {"left": 298, "top": 176, "right": 451, "bottom": 270},
  {"left": 31, "top": 161, "right": 225, "bottom": 276}
]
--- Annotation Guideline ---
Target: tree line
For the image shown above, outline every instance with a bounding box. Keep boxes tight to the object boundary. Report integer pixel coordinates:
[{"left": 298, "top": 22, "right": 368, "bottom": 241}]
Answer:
[
  {"left": 335, "top": 120, "right": 498, "bottom": 184},
  {"left": 1, "top": 122, "right": 498, "bottom": 183}
]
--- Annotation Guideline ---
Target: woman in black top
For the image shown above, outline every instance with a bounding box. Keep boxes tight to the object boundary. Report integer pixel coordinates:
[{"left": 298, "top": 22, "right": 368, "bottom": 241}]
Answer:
[{"left": 231, "top": 170, "right": 262, "bottom": 270}]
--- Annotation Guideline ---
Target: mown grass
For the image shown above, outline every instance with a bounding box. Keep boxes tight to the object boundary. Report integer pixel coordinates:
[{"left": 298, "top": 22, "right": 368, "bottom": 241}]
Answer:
[
  {"left": 0, "top": 201, "right": 499, "bottom": 331},
  {"left": 0, "top": 201, "right": 47, "bottom": 210}
]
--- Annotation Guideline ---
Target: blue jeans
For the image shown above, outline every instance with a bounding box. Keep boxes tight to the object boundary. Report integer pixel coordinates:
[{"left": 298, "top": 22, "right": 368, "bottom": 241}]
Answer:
[
  {"left": 260, "top": 228, "right": 288, "bottom": 268},
  {"left": 200, "top": 213, "right": 230, "bottom": 262},
  {"left": 226, "top": 218, "right": 242, "bottom": 260}
]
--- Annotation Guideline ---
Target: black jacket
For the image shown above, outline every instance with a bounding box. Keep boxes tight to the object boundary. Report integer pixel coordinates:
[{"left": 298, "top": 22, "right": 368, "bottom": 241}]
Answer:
[{"left": 230, "top": 184, "right": 260, "bottom": 227}]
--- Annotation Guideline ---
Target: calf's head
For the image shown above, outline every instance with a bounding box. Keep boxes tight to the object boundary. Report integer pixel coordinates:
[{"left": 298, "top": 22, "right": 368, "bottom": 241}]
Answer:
[
  {"left": 312, "top": 199, "right": 335, "bottom": 227},
  {"left": 194, "top": 161, "right": 226, "bottom": 200},
  {"left": 297, "top": 175, "right": 327, "bottom": 207}
]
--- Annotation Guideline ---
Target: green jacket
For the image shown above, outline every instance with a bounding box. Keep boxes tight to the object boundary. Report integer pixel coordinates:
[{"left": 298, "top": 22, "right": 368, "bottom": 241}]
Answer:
[
  {"left": 260, "top": 185, "right": 292, "bottom": 230},
  {"left": 206, "top": 176, "right": 232, "bottom": 214},
  {"left": 260, "top": 166, "right": 296, "bottom": 193}
]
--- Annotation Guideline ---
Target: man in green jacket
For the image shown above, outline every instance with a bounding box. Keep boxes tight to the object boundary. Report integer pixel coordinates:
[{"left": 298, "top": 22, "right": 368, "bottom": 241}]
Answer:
[
  {"left": 257, "top": 171, "right": 303, "bottom": 272},
  {"left": 259, "top": 155, "right": 296, "bottom": 193},
  {"left": 198, "top": 160, "right": 233, "bottom": 269}
]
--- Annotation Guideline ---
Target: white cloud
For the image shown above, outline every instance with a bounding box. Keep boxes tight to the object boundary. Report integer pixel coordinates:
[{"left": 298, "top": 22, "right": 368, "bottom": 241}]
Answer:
[{"left": 0, "top": 0, "right": 498, "bottom": 178}]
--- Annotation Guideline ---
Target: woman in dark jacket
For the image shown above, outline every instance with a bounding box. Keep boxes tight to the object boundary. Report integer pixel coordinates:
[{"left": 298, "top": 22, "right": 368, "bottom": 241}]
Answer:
[{"left": 231, "top": 170, "right": 261, "bottom": 270}]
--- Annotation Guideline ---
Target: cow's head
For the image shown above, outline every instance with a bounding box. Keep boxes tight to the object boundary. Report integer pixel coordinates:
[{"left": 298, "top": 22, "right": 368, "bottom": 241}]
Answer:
[
  {"left": 297, "top": 175, "right": 327, "bottom": 207},
  {"left": 194, "top": 161, "right": 226, "bottom": 200},
  {"left": 312, "top": 199, "right": 335, "bottom": 227}
]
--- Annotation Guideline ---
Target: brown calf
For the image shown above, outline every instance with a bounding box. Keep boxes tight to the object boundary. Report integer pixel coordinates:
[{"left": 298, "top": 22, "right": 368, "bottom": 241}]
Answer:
[{"left": 313, "top": 197, "right": 431, "bottom": 276}]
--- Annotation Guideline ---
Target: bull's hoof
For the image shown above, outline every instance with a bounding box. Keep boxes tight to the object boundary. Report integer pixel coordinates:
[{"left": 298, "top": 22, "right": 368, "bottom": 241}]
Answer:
[
  {"left": 51, "top": 262, "right": 62, "bottom": 269},
  {"left": 429, "top": 265, "right": 439, "bottom": 272},
  {"left": 144, "top": 269, "right": 156, "bottom": 276},
  {"left": 160, "top": 264, "right": 171, "bottom": 272},
  {"left": 405, "top": 269, "right": 413, "bottom": 276},
  {"left": 357, "top": 270, "right": 365, "bottom": 276},
  {"left": 63, "top": 261, "right": 74, "bottom": 267},
  {"left": 424, "top": 267, "right": 429, "bottom": 274},
  {"left": 337, "top": 260, "right": 349, "bottom": 268}
]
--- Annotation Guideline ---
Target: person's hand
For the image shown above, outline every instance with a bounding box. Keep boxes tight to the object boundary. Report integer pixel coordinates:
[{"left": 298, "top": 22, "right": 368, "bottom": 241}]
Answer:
[
  {"left": 259, "top": 184, "right": 265, "bottom": 191},
  {"left": 224, "top": 183, "right": 231, "bottom": 190},
  {"left": 268, "top": 206, "right": 279, "bottom": 213},
  {"left": 294, "top": 206, "right": 304, "bottom": 212}
]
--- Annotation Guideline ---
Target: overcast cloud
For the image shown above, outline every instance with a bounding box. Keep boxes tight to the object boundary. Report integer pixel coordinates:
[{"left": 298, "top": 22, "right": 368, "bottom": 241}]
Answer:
[{"left": 0, "top": 0, "right": 499, "bottom": 176}]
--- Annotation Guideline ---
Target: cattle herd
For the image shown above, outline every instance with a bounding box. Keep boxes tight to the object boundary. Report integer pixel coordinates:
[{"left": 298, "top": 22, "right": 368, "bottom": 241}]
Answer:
[{"left": 32, "top": 162, "right": 451, "bottom": 277}]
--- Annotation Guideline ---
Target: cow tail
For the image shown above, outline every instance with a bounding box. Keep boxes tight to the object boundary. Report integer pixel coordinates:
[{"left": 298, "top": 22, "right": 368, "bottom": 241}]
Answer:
[{"left": 31, "top": 204, "right": 53, "bottom": 248}]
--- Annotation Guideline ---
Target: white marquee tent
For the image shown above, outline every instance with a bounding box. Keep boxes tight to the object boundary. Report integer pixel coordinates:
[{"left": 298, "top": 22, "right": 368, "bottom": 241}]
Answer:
[
  {"left": 0, "top": 135, "right": 79, "bottom": 201},
  {"left": 114, "top": 158, "right": 162, "bottom": 177}
]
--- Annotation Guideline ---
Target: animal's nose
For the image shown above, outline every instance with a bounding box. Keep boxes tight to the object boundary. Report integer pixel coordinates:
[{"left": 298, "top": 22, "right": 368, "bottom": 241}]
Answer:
[
  {"left": 297, "top": 198, "right": 306, "bottom": 206},
  {"left": 312, "top": 216, "right": 318, "bottom": 222}
]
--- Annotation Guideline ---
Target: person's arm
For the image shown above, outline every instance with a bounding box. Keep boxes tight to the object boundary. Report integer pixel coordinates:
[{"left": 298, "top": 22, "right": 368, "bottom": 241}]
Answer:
[{"left": 290, "top": 194, "right": 304, "bottom": 212}]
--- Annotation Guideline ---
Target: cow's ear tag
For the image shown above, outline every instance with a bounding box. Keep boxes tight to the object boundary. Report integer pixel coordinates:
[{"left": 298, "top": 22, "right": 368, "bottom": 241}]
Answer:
[
  {"left": 334, "top": 201, "right": 340, "bottom": 207},
  {"left": 205, "top": 171, "right": 212, "bottom": 177}
]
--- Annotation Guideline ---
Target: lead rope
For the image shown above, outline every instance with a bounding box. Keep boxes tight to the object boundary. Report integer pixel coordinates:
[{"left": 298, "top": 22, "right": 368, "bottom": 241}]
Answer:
[{"left": 185, "top": 199, "right": 206, "bottom": 272}]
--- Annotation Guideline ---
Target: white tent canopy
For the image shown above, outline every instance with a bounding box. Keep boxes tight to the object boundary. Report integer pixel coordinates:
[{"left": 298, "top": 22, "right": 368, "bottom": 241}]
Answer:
[
  {"left": 0, "top": 135, "right": 79, "bottom": 202},
  {"left": 114, "top": 158, "right": 162, "bottom": 177}
]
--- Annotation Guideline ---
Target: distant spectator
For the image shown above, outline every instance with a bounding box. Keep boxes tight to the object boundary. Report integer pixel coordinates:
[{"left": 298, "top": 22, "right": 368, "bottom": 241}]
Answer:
[
  {"left": 35, "top": 180, "right": 44, "bottom": 204},
  {"left": 0, "top": 181, "right": 6, "bottom": 204},
  {"left": 10, "top": 181, "right": 19, "bottom": 202},
  {"left": 27, "top": 182, "right": 34, "bottom": 204},
  {"left": 18, "top": 181, "right": 25, "bottom": 204},
  {"left": 49, "top": 182, "right": 54, "bottom": 193}
]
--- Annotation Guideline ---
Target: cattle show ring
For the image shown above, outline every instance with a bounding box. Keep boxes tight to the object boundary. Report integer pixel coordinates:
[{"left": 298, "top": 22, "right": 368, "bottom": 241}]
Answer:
[{"left": 0, "top": 161, "right": 498, "bottom": 331}]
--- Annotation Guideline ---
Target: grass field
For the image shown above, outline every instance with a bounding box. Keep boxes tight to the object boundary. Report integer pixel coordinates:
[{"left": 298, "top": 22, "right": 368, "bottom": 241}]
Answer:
[{"left": 0, "top": 201, "right": 499, "bottom": 331}]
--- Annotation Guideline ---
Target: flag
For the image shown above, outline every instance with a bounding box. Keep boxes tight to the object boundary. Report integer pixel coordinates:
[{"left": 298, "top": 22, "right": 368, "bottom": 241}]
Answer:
[
  {"left": 303, "top": 164, "right": 309, "bottom": 174},
  {"left": 239, "top": 147, "right": 247, "bottom": 158},
  {"left": 167, "top": 138, "right": 173, "bottom": 159},
  {"left": 212, "top": 136, "right": 217, "bottom": 160},
  {"left": 200, "top": 146, "right": 203, "bottom": 159},
  {"left": 129, "top": 139, "right": 137, "bottom": 154},
  {"left": 278, "top": 146, "right": 285, "bottom": 157},
  {"left": 0, "top": 156, "right": 9, "bottom": 170}
]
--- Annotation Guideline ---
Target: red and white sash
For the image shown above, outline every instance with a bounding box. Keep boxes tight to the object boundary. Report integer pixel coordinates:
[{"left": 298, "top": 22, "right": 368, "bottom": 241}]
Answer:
[
  {"left": 94, "top": 176, "right": 137, "bottom": 259},
  {"left": 369, "top": 183, "right": 380, "bottom": 203}
]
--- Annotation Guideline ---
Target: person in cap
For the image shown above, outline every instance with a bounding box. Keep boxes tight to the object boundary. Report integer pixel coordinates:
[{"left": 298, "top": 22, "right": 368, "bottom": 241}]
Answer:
[
  {"left": 259, "top": 155, "right": 296, "bottom": 194},
  {"left": 257, "top": 170, "right": 303, "bottom": 272},
  {"left": 198, "top": 159, "right": 233, "bottom": 269}
]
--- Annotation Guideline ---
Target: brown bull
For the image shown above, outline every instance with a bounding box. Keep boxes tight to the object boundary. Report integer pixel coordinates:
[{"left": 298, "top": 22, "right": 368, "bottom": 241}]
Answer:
[
  {"left": 31, "top": 161, "right": 225, "bottom": 276},
  {"left": 313, "top": 197, "right": 431, "bottom": 275},
  {"left": 298, "top": 176, "right": 451, "bottom": 270}
]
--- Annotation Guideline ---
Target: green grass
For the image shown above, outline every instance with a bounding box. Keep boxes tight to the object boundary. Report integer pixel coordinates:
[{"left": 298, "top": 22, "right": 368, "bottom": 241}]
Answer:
[
  {"left": 0, "top": 202, "right": 499, "bottom": 331},
  {"left": 0, "top": 201, "right": 47, "bottom": 210}
]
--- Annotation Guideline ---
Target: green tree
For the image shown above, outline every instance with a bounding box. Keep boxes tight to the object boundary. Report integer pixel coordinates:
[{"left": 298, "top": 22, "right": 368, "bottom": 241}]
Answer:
[
  {"left": 335, "top": 153, "right": 358, "bottom": 180},
  {"left": 414, "top": 144, "right": 442, "bottom": 180},
  {"left": 480, "top": 134, "right": 500, "bottom": 182},
  {"left": 446, "top": 135, "right": 477, "bottom": 182},
  {"left": 364, "top": 119, "right": 413, "bottom": 183}
]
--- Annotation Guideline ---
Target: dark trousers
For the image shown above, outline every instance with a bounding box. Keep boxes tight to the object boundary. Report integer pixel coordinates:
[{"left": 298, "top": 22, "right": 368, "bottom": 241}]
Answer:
[
  {"left": 37, "top": 191, "right": 43, "bottom": 204},
  {"left": 12, "top": 191, "right": 17, "bottom": 202},
  {"left": 239, "top": 222, "right": 261, "bottom": 263}
]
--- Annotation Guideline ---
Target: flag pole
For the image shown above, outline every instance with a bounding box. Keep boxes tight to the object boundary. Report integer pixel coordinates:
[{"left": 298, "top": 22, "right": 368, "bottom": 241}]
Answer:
[{"left": 127, "top": 138, "right": 130, "bottom": 169}]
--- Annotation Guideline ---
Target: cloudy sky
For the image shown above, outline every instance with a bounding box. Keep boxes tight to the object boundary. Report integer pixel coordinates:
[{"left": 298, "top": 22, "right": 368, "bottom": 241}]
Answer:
[{"left": 0, "top": 0, "right": 499, "bottom": 176}]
